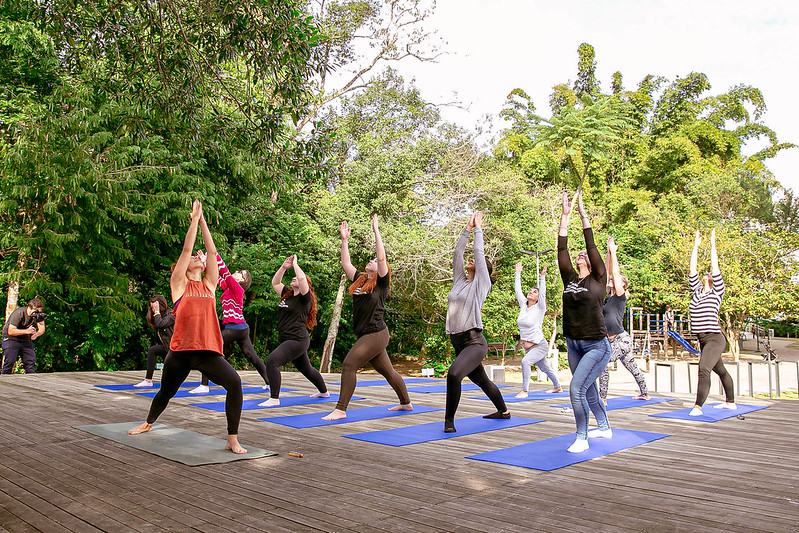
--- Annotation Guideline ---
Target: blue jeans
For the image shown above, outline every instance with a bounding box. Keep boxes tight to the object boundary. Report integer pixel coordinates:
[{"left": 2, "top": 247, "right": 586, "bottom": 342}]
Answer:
[{"left": 566, "top": 337, "right": 612, "bottom": 439}]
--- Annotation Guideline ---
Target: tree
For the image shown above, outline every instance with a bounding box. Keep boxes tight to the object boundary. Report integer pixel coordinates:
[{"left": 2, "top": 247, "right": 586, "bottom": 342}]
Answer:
[{"left": 0, "top": 0, "right": 324, "bottom": 371}]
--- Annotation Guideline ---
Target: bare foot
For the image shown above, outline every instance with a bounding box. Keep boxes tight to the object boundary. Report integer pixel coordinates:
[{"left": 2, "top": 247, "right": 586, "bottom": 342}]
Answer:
[
  {"left": 633, "top": 394, "right": 651, "bottom": 401},
  {"left": 514, "top": 390, "right": 528, "bottom": 399},
  {"left": 548, "top": 387, "right": 563, "bottom": 393},
  {"left": 321, "top": 409, "right": 347, "bottom": 421},
  {"left": 225, "top": 435, "right": 247, "bottom": 454},
  {"left": 258, "top": 398, "right": 280, "bottom": 407},
  {"left": 309, "top": 391, "right": 330, "bottom": 398},
  {"left": 128, "top": 422, "right": 152, "bottom": 435},
  {"left": 388, "top": 403, "right": 413, "bottom": 411}
]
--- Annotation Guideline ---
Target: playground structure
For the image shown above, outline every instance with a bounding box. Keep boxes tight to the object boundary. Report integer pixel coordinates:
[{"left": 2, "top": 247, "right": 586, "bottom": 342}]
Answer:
[{"left": 627, "top": 307, "right": 697, "bottom": 364}]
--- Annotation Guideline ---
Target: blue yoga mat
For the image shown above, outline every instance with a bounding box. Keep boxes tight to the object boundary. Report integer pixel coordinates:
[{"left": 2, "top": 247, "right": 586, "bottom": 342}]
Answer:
[
  {"left": 259, "top": 404, "right": 443, "bottom": 428},
  {"left": 328, "top": 378, "right": 445, "bottom": 386},
  {"left": 551, "top": 396, "right": 675, "bottom": 411},
  {"left": 136, "top": 386, "right": 296, "bottom": 398},
  {"left": 191, "top": 393, "right": 364, "bottom": 412},
  {"left": 648, "top": 403, "right": 769, "bottom": 422},
  {"left": 470, "top": 390, "right": 570, "bottom": 403},
  {"left": 467, "top": 428, "right": 671, "bottom": 471},
  {"left": 94, "top": 381, "right": 225, "bottom": 391},
  {"left": 406, "top": 383, "right": 510, "bottom": 394},
  {"left": 343, "top": 416, "right": 543, "bottom": 446}
]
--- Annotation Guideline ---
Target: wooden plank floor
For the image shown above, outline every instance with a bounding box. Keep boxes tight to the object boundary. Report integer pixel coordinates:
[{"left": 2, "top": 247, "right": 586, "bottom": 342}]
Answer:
[{"left": 1, "top": 370, "right": 797, "bottom": 532}]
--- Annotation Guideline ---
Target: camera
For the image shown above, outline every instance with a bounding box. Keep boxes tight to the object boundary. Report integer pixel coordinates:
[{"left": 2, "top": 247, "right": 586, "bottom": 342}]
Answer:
[{"left": 30, "top": 310, "right": 47, "bottom": 323}]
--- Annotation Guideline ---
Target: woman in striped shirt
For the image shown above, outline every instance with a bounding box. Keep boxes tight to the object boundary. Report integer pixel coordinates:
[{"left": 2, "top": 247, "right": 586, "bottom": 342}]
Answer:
[{"left": 688, "top": 229, "right": 735, "bottom": 416}]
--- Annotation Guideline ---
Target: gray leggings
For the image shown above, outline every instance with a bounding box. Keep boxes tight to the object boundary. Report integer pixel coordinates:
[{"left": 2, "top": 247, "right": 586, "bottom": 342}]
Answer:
[
  {"left": 598, "top": 331, "right": 647, "bottom": 399},
  {"left": 520, "top": 340, "right": 560, "bottom": 390}
]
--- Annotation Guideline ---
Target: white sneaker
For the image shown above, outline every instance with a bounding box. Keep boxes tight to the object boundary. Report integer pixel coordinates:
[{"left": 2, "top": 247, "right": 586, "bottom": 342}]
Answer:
[
  {"left": 713, "top": 402, "right": 737, "bottom": 410},
  {"left": 133, "top": 380, "right": 154, "bottom": 388},
  {"left": 588, "top": 428, "right": 613, "bottom": 439},
  {"left": 309, "top": 391, "right": 330, "bottom": 398},
  {"left": 688, "top": 407, "right": 703, "bottom": 417},
  {"left": 567, "top": 439, "right": 590, "bottom": 453},
  {"left": 188, "top": 385, "right": 210, "bottom": 394},
  {"left": 261, "top": 384, "right": 270, "bottom": 391}
]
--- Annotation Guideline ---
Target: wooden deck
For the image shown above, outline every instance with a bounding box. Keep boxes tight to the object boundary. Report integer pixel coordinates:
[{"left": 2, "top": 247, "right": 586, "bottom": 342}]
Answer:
[{"left": 1, "top": 370, "right": 797, "bottom": 532}]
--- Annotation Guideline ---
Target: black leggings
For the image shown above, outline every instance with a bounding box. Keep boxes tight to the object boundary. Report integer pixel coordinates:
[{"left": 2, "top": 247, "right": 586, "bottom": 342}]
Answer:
[
  {"left": 201, "top": 327, "right": 268, "bottom": 386},
  {"left": 266, "top": 337, "right": 327, "bottom": 399},
  {"left": 336, "top": 328, "right": 410, "bottom": 411},
  {"left": 147, "top": 350, "right": 243, "bottom": 435},
  {"left": 695, "top": 332, "right": 734, "bottom": 406},
  {"left": 446, "top": 329, "right": 507, "bottom": 421},
  {"left": 145, "top": 344, "right": 168, "bottom": 380}
]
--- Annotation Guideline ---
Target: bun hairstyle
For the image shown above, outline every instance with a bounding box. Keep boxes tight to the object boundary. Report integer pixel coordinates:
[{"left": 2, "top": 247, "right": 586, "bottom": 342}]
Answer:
[
  {"left": 146, "top": 295, "right": 169, "bottom": 328},
  {"left": 279, "top": 275, "right": 318, "bottom": 329},
  {"left": 348, "top": 264, "right": 391, "bottom": 297},
  {"left": 239, "top": 270, "right": 253, "bottom": 291}
]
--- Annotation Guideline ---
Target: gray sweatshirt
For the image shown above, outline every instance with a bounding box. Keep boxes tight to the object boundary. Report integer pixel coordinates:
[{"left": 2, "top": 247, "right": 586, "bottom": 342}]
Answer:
[{"left": 446, "top": 228, "right": 491, "bottom": 334}]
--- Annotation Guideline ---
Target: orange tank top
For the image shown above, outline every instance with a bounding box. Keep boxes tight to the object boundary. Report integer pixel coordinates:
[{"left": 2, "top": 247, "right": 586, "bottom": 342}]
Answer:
[{"left": 170, "top": 279, "right": 223, "bottom": 355}]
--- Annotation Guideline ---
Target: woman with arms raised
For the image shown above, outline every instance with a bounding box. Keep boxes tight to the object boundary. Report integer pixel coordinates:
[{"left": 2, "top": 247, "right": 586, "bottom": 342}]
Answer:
[
  {"left": 259, "top": 254, "right": 329, "bottom": 406},
  {"left": 598, "top": 236, "right": 649, "bottom": 404},
  {"left": 557, "top": 191, "right": 612, "bottom": 453},
  {"left": 128, "top": 200, "right": 246, "bottom": 454},
  {"left": 321, "top": 215, "right": 412, "bottom": 421},
  {"left": 688, "top": 229, "right": 734, "bottom": 416},
  {"left": 443, "top": 210, "right": 509, "bottom": 433},
  {"left": 513, "top": 262, "right": 562, "bottom": 397}
]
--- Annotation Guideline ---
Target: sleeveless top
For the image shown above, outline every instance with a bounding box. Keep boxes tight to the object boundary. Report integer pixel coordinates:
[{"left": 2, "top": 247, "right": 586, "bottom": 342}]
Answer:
[{"left": 169, "top": 279, "right": 224, "bottom": 355}]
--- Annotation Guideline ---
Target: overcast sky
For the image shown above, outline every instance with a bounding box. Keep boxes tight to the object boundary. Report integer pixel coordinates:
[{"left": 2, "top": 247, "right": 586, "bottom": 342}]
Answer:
[{"left": 392, "top": 0, "right": 799, "bottom": 193}]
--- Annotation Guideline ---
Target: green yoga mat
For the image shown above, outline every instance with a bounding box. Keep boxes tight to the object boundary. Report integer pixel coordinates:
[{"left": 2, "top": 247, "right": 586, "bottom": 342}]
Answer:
[{"left": 74, "top": 422, "right": 278, "bottom": 466}]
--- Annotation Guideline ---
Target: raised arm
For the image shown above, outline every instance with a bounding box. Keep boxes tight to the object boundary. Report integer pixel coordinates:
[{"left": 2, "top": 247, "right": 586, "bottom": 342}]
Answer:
[
  {"left": 453, "top": 214, "right": 473, "bottom": 284},
  {"left": 514, "top": 262, "right": 527, "bottom": 308},
  {"left": 340, "top": 222, "right": 357, "bottom": 281},
  {"left": 293, "top": 255, "right": 310, "bottom": 295},
  {"left": 558, "top": 191, "right": 575, "bottom": 282},
  {"left": 372, "top": 214, "right": 388, "bottom": 277},
  {"left": 471, "top": 211, "right": 489, "bottom": 283},
  {"left": 271, "top": 255, "right": 293, "bottom": 296},
  {"left": 710, "top": 228, "right": 720, "bottom": 275},
  {"left": 607, "top": 236, "right": 624, "bottom": 296},
  {"left": 171, "top": 200, "right": 202, "bottom": 299},
  {"left": 689, "top": 230, "right": 700, "bottom": 277},
  {"left": 537, "top": 265, "right": 548, "bottom": 311},
  {"left": 217, "top": 253, "right": 231, "bottom": 286},
  {"left": 199, "top": 213, "right": 218, "bottom": 291},
  {"left": 577, "top": 191, "right": 605, "bottom": 280}
]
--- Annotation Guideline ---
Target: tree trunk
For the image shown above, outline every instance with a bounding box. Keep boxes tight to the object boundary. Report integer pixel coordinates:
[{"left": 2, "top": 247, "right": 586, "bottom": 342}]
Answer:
[
  {"left": 5, "top": 251, "right": 27, "bottom": 321},
  {"left": 723, "top": 312, "right": 740, "bottom": 362},
  {"left": 320, "top": 273, "right": 348, "bottom": 373}
]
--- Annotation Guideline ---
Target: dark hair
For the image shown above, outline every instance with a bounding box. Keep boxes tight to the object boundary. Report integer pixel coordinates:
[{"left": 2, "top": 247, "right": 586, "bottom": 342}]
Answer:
[
  {"left": 146, "top": 295, "right": 168, "bottom": 328},
  {"left": 484, "top": 258, "right": 497, "bottom": 285},
  {"left": 239, "top": 270, "right": 253, "bottom": 291},
  {"left": 27, "top": 298, "right": 44, "bottom": 311}
]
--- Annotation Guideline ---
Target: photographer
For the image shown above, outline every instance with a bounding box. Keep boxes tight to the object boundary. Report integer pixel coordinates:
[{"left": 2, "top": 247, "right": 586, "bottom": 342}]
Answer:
[{"left": 2, "top": 298, "right": 46, "bottom": 374}]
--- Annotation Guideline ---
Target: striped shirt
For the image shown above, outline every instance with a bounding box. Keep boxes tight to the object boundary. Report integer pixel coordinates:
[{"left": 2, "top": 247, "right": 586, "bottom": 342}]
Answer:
[
  {"left": 217, "top": 254, "right": 246, "bottom": 325},
  {"left": 689, "top": 273, "right": 724, "bottom": 334}
]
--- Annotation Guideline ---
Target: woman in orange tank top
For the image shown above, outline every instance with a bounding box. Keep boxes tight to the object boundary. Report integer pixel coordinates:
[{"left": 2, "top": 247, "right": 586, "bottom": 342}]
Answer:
[{"left": 128, "top": 200, "right": 247, "bottom": 454}]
